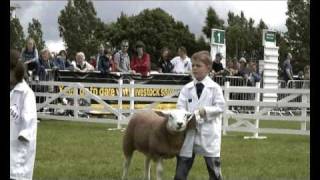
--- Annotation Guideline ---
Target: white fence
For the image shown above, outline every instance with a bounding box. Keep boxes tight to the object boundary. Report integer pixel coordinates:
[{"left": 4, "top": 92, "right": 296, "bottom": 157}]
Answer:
[{"left": 29, "top": 79, "right": 310, "bottom": 136}]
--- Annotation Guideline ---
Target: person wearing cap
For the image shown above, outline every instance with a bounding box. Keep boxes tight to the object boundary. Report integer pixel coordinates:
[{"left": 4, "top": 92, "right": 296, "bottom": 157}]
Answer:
[
  {"left": 211, "top": 52, "right": 224, "bottom": 76},
  {"left": 130, "top": 40, "right": 151, "bottom": 76},
  {"left": 170, "top": 46, "right": 192, "bottom": 74}
]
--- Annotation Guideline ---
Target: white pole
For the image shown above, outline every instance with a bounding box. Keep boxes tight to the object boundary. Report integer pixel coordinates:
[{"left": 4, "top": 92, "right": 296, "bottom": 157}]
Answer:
[
  {"left": 117, "top": 78, "right": 123, "bottom": 129},
  {"left": 130, "top": 79, "right": 135, "bottom": 115},
  {"left": 244, "top": 82, "right": 267, "bottom": 140},
  {"left": 74, "top": 86, "right": 79, "bottom": 118},
  {"left": 301, "top": 94, "right": 307, "bottom": 131},
  {"left": 223, "top": 81, "right": 230, "bottom": 135}
]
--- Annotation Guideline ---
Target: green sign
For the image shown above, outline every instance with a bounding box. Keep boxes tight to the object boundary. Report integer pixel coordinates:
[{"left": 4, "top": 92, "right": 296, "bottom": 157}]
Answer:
[
  {"left": 211, "top": 30, "right": 225, "bottom": 45},
  {"left": 265, "top": 31, "right": 276, "bottom": 42}
]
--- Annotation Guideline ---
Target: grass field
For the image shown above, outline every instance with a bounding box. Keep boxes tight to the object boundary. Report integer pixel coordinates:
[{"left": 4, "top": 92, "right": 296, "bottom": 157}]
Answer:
[{"left": 33, "top": 120, "right": 309, "bottom": 180}]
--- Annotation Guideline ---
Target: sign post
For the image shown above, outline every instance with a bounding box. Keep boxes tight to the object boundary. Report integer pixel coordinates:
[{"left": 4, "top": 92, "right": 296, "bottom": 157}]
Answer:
[
  {"left": 262, "top": 29, "right": 279, "bottom": 102},
  {"left": 210, "top": 29, "right": 226, "bottom": 68}
]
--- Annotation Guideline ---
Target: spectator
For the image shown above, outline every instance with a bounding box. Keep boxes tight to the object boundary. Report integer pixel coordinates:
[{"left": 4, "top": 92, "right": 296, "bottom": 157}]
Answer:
[
  {"left": 302, "top": 65, "right": 310, "bottom": 89},
  {"left": 74, "top": 52, "right": 94, "bottom": 72},
  {"left": 21, "top": 37, "right": 40, "bottom": 81},
  {"left": 297, "top": 70, "right": 304, "bottom": 80},
  {"left": 88, "top": 56, "right": 97, "bottom": 68},
  {"left": 248, "top": 62, "right": 261, "bottom": 86},
  {"left": 10, "top": 49, "right": 38, "bottom": 180},
  {"left": 38, "top": 48, "right": 54, "bottom": 81},
  {"left": 232, "top": 58, "right": 240, "bottom": 76},
  {"left": 238, "top": 57, "right": 250, "bottom": 81},
  {"left": 96, "top": 44, "right": 105, "bottom": 70},
  {"left": 114, "top": 40, "right": 131, "bottom": 73},
  {"left": 98, "top": 48, "right": 112, "bottom": 74},
  {"left": 158, "top": 47, "right": 174, "bottom": 73},
  {"left": 282, "top": 52, "right": 294, "bottom": 83},
  {"left": 130, "top": 41, "right": 151, "bottom": 76},
  {"left": 171, "top": 46, "right": 192, "bottom": 74},
  {"left": 211, "top": 52, "right": 224, "bottom": 76},
  {"left": 304, "top": 65, "right": 310, "bottom": 80},
  {"left": 53, "top": 50, "right": 66, "bottom": 70},
  {"left": 224, "top": 60, "right": 237, "bottom": 76},
  {"left": 105, "top": 42, "right": 117, "bottom": 72}
]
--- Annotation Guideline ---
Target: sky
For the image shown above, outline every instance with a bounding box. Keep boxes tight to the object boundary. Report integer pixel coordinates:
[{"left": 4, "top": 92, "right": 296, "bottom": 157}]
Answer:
[{"left": 10, "top": 0, "right": 288, "bottom": 52}]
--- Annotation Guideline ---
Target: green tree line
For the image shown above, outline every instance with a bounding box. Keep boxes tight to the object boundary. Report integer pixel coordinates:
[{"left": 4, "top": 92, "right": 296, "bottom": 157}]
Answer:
[{"left": 10, "top": 0, "right": 309, "bottom": 72}]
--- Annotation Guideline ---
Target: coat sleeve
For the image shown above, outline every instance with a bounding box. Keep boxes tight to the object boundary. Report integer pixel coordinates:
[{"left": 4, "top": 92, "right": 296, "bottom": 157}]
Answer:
[
  {"left": 203, "top": 85, "right": 225, "bottom": 121},
  {"left": 19, "top": 90, "right": 37, "bottom": 142}
]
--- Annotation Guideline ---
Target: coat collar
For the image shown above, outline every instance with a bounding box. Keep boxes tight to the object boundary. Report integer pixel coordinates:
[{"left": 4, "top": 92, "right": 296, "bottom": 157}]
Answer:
[
  {"left": 186, "top": 76, "right": 215, "bottom": 89},
  {"left": 12, "top": 80, "right": 28, "bottom": 92}
]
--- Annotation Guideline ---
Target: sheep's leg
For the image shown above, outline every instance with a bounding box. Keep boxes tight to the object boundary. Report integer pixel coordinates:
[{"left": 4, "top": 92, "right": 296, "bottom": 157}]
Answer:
[
  {"left": 144, "top": 156, "right": 151, "bottom": 180},
  {"left": 156, "top": 158, "right": 163, "bottom": 180},
  {"left": 122, "top": 155, "right": 132, "bottom": 180}
]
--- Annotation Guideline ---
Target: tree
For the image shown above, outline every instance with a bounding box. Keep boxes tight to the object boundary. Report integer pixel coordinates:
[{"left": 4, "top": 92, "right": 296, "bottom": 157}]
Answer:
[
  {"left": 58, "top": 0, "right": 105, "bottom": 59},
  {"left": 10, "top": 6, "right": 25, "bottom": 50},
  {"left": 107, "top": 8, "right": 199, "bottom": 69},
  {"left": 285, "top": 0, "right": 310, "bottom": 72},
  {"left": 202, "top": 7, "right": 225, "bottom": 39},
  {"left": 28, "top": 18, "right": 46, "bottom": 51}
]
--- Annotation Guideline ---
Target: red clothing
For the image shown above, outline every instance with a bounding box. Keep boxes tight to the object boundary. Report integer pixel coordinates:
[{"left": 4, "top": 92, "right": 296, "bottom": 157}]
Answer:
[{"left": 130, "top": 53, "right": 151, "bottom": 76}]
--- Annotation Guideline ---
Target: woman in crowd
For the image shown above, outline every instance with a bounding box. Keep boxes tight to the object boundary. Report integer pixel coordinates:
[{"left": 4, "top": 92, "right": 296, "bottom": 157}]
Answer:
[
  {"left": 130, "top": 41, "right": 151, "bottom": 76},
  {"left": 21, "top": 37, "right": 40, "bottom": 81}
]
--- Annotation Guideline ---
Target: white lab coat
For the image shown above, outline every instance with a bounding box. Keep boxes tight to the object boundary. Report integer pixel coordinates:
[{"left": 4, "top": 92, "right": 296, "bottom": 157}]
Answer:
[
  {"left": 10, "top": 80, "right": 37, "bottom": 180},
  {"left": 177, "top": 76, "right": 225, "bottom": 158}
]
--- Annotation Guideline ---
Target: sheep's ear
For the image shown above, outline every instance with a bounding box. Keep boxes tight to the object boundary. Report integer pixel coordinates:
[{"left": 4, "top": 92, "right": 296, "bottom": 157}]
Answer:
[{"left": 154, "top": 110, "right": 168, "bottom": 118}]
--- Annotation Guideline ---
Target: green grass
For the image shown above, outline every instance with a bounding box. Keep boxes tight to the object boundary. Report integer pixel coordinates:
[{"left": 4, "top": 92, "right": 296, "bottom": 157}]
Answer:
[{"left": 34, "top": 120, "right": 309, "bottom": 180}]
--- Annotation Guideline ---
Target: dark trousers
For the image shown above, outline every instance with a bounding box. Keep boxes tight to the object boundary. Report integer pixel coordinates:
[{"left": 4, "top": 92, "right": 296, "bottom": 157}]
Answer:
[{"left": 174, "top": 154, "right": 222, "bottom": 180}]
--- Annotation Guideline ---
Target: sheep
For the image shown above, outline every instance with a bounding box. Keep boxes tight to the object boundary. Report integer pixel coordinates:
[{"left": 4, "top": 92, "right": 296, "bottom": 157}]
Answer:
[{"left": 122, "top": 109, "right": 194, "bottom": 180}]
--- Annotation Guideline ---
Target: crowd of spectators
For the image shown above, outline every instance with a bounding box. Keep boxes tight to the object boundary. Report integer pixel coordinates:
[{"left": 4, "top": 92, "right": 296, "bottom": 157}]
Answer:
[{"left": 18, "top": 37, "right": 309, "bottom": 88}]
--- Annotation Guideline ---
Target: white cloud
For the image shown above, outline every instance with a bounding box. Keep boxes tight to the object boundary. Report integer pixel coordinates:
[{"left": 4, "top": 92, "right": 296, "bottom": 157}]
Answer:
[{"left": 46, "top": 39, "right": 65, "bottom": 53}]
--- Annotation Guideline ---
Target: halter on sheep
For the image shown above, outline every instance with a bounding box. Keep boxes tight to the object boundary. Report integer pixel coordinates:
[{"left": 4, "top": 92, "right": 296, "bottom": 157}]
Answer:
[{"left": 122, "top": 109, "right": 194, "bottom": 180}]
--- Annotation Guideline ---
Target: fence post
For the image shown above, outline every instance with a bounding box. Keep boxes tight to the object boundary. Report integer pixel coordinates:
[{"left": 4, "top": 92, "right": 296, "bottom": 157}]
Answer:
[
  {"left": 301, "top": 94, "right": 307, "bottom": 131},
  {"left": 74, "top": 86, "right": 79, "bottom": 118},
  {"left": 223, "top": 81, "right": 230, "bottom": 135},
  {"left": 117, "top": 78, "right": 123, "bottom": 129},
  {"left": 130, "top": 79, "right": 135, "bottom": 115},
  {"left": 244, "top": 82, "right": 267, "bottom": 140}
]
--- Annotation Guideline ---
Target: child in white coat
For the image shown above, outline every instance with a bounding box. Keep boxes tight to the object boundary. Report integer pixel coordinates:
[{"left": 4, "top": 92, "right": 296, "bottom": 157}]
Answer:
[
  {"left": 10, "top": 49, "right": 38, "bottom": 180},
  {"left": 174, "top": 51, "right": 225, "bottom": 180}
]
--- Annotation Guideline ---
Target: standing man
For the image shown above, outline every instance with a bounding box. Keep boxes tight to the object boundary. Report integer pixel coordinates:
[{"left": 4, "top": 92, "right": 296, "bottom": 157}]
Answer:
[
  {"left": 10, "top": 49, "right": 38, "bottom": 180},
  {"left": 171, "top": 46, "right": 192, "bottom": 74},
  {"left": 211, "top": 52, "right": 224, "bottom": 76},
  {"left": 114, "top": 40, "right": 131, "bottom": 73},
  {"left": 96, "top": 44, "right": 105, "bottom": 70},
  {"left": 282, "top": 52, "right": 294, "bottom": 83}
]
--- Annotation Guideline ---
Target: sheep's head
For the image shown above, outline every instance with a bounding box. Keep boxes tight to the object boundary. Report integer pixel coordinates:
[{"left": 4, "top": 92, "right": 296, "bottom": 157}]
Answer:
[{"left": 159, "top": 109, "right": 192, "bottom": 132}]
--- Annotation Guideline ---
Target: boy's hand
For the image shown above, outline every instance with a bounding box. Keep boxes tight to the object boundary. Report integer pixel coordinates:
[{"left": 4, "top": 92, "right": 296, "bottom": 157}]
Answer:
[{"left": 198, "top": 107, "right": 206, "bottom": 118}]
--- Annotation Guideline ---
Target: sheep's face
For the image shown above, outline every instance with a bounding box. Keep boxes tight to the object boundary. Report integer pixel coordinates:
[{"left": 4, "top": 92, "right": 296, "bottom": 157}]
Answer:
[{"left": 165, "top": 110, "right": 192, "bottom": 132}]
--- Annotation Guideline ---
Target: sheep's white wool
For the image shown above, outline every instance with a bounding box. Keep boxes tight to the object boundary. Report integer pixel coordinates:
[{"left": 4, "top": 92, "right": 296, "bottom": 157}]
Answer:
[{"left": 162, "top": 109, "right": 192, "bottom": 132}]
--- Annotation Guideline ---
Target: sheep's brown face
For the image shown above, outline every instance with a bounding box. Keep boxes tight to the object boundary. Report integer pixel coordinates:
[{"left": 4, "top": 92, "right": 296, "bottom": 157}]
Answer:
[{"left": 165, "top": 109, "right": 192, "bottom": 132}]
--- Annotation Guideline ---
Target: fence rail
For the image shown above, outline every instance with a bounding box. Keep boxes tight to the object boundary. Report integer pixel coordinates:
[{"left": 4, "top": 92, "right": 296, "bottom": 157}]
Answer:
[{"left": 30, "top": 76, "right": 310, "bottom": 136}]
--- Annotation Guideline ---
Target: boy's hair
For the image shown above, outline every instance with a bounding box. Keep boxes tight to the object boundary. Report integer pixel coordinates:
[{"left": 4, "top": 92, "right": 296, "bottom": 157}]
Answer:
[
  {"left": 178, "top": 46, "right": 187, "bottom": 54},
  {"left": 10, "top": 49, "right": 25, "bottom": 82},
  {"left": 191, "top": 51, "right": 213, "bottom": 71}
]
